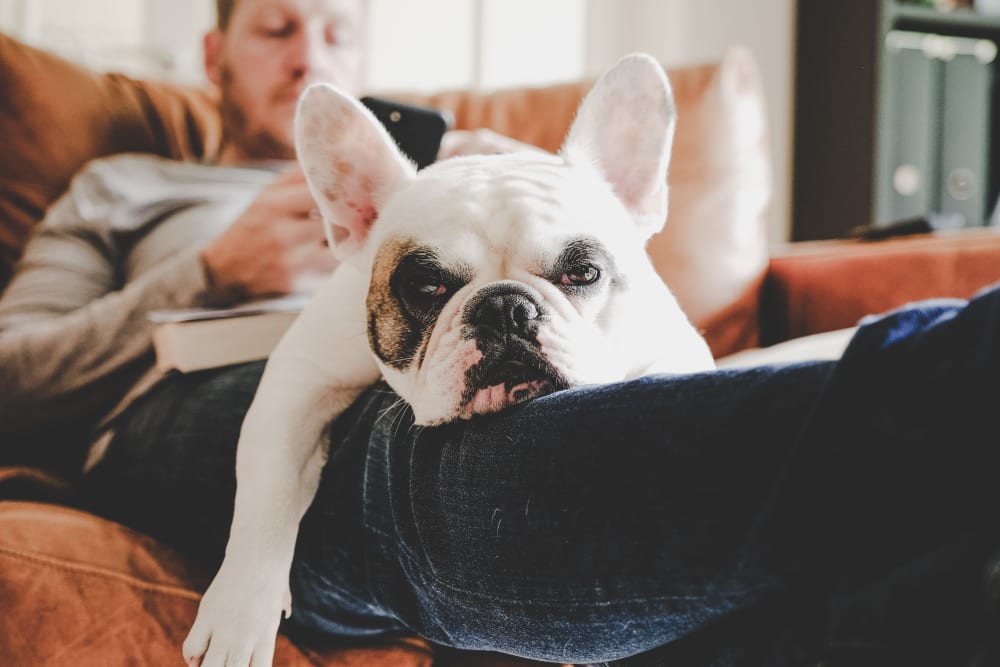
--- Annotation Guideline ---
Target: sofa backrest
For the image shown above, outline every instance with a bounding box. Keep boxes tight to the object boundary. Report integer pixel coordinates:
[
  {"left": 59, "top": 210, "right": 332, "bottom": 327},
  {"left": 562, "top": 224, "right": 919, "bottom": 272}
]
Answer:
[
  {"left": 0, "top": 35, "right": 771, "bottom": 358},
  {"left": 0, "top": 33, "right": 223, "bottom": 289}
]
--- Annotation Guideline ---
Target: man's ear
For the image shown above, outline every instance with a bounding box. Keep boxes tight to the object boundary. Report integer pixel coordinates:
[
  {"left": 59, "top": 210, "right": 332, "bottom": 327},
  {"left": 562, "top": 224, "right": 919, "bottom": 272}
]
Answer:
[
  {"left": 560, "top": 54, "right": 676, "bottom": 239},
  {"left": 295, "top": 83, "right": 416, "bottom": 260},
  {"left": 203, "top": 30, "right": 223, "bottom": 87}
]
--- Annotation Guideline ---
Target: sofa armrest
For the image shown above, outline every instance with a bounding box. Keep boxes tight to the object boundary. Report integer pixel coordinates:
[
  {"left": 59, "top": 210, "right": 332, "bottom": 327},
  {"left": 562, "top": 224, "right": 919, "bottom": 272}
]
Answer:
[{"left": 761, "top": 228, "right": 1000, "bottom": 345}]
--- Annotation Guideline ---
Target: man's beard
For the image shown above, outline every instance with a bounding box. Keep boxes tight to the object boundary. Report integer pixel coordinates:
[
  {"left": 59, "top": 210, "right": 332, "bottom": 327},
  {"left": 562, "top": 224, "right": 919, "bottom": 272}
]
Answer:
[{"left": 218, "top": 64, "right": 297, "bottom": 161}]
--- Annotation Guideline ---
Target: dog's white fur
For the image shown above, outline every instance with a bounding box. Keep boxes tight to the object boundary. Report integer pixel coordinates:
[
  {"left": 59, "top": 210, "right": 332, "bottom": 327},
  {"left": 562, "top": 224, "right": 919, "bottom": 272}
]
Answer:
[{"left": 184, "top": 53, "right": 714, "bottom": 667}]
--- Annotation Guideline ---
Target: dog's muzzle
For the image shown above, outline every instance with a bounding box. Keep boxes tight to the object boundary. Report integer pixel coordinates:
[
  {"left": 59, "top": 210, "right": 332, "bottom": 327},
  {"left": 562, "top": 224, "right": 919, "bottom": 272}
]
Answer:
[{"left": 459, "top": 284, "right": 567, "bottom": 415}]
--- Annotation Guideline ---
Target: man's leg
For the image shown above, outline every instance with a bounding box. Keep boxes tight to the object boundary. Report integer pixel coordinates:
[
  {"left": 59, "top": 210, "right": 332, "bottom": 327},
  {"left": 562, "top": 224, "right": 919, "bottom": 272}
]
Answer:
[
  {"left": 78, "top": 361, "right": 266, "bottom": 570},
  {"left": 759, "top": 288, "right": 1000, "bottom": 666},
  {"left": 291, "top": 361, "right": 835, "bottom": 664},
  {"left": 78, "top": 357, "right": 834, "bottom": 663},
  {"left": 289, "top": 283, "right": 1000, "bottom": 665}
]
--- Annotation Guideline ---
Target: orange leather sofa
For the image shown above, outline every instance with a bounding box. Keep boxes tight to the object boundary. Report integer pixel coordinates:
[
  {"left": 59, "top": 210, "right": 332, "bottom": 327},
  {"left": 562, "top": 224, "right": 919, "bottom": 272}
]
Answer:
[{"left": 4, "top": 32, "right": 1000, "bottom": 666}]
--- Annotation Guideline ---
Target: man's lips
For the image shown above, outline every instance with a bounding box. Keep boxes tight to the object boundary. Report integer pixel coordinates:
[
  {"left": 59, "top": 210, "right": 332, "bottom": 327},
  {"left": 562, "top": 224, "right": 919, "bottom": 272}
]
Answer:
[{"left": 274, "top": 86, "right": 306, "bottom": 104}]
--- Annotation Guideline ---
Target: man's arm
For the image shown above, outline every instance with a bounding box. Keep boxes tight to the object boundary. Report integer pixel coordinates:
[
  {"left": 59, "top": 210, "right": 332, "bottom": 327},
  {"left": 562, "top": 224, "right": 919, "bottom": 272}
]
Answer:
[
  {"left": 0, "top": 190, "right": 219, "bottom": 435},
  {"left": 199, "top": 167, "right": 336, "bottom": 299},
  {"left": 0, "top": 163, "right": 334, "bottom": 439}
]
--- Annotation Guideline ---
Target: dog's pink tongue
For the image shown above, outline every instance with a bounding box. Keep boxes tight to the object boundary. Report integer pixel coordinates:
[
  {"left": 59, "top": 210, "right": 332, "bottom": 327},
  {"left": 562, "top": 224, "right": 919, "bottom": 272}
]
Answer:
[
  {"left": 469, "top": 380, "right": 552, "bottom": 415},
  {"left": 470, "top": 384, "right": 508, "bottom": 414}
]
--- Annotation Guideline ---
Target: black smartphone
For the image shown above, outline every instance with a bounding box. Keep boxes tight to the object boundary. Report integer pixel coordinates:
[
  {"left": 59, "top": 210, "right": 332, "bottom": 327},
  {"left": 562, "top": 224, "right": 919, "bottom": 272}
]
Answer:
[{"left": 361, "top": 96, "right": 454, "bottom": 170}]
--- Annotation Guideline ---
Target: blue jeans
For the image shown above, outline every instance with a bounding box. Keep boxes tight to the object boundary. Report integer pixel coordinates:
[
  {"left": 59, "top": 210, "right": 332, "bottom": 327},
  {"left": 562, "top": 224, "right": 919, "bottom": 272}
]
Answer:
[{"left": 81, "top": 283, "right": 1000, "bottom": 665}]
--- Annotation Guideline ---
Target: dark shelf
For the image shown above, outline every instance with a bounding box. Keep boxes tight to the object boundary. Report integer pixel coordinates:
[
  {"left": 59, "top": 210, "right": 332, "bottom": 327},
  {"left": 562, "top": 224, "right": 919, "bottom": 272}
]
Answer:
[
  {"left": 892, "top": 5, "right": 1000, "bottom": 38},
  {"left": 793, "top": 1, "right": 1000, "bottom": 240}
]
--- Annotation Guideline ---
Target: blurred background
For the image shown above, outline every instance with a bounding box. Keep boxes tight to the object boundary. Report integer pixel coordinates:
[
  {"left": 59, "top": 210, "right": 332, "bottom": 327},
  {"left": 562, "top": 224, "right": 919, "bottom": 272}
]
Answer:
[
  {"left": 8, "top": 2, "right": 1000, "bottom": 246},
  {"left": 0, "top": 0, "right": 794, "bottom": 240}
]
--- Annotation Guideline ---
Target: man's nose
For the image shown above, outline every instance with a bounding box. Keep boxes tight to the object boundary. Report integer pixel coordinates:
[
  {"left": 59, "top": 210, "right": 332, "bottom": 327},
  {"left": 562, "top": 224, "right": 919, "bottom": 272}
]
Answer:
[{"left": 287, "top": 24, "right": 330, "bottom": 78}]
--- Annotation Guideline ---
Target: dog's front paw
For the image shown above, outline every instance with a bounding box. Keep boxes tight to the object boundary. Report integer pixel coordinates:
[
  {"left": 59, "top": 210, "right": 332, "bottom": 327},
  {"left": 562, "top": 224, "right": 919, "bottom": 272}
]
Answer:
[{"left": 183, "top": 560, "right": 291, "bottom": 667}]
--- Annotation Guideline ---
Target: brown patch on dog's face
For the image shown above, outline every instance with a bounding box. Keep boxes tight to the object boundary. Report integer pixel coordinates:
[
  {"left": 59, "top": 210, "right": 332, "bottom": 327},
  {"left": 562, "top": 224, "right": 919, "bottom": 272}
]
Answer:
[
  {"left": 367, "top": 239, "right": 420, "bottom": 370},
  {"left": 366, "top": 239, "right": 471, "bottom": 371}
]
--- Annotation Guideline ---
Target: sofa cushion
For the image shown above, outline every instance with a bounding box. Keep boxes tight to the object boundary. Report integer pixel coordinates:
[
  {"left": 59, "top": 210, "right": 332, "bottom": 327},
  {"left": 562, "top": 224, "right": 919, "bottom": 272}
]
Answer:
[
  {"left": 651, "top": 47, "right": 771, "bottom": 356},
  {"left": 0, "top": 495, "right": 560, "bottom": 666},
  {"left": 0, "top": 36, "right": 770, "bottom": 357},
  {"left": 764, "top": 229, "right": 1000, "bottom": 342},
  {"left": 0, "top": 500, "right": 436, "bottom": 666}
]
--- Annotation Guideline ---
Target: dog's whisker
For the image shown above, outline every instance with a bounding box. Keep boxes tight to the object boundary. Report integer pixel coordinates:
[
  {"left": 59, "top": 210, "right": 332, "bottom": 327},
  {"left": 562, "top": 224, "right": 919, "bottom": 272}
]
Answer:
[
  {"left": 376, "top": 395, "right": 409, "bottom": 424},
  {"left": 384, "top": 354, "right": 418, "bottom": 365},
  {"left": 387, "top": 399, "right": 412, "bottom": 439},
  {"left": 377, "top": 397, "right": 404, "bottom": 421}
]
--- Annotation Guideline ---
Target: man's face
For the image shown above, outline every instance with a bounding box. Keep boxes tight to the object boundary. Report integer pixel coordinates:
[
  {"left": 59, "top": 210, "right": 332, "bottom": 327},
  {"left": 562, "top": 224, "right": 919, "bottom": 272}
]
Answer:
[{"left": 206, "top": 0, "right": 366, "bottom": 161}]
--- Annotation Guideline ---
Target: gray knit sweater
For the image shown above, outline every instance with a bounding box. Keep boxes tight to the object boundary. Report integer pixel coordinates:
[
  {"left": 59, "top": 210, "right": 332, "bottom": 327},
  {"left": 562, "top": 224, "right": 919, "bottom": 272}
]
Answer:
[{"left": 0, "top": 154, "right": 281, "bottom": 463}]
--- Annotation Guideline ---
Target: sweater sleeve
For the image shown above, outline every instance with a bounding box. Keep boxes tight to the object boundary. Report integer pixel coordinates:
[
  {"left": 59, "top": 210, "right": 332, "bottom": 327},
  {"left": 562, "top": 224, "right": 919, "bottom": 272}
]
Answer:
[{"left": 0, "top": 187, "right": 219, "bottom": 436}]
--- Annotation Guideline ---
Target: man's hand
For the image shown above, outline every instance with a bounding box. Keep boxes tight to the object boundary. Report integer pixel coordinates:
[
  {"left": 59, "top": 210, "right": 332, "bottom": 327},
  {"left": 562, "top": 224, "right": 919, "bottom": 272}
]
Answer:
[
  {"left": 200, "top": 166, "right": 337, "bottom": 300},
  {"left": 438, "top": 128, "right": 545, "bottom": 160}
]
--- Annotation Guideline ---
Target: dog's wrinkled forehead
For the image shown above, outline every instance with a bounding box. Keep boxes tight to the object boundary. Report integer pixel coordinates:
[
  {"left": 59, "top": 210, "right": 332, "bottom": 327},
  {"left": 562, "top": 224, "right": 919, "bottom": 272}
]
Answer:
[{"left": 368, "top": 151, "right": 633, "bottom": 258}]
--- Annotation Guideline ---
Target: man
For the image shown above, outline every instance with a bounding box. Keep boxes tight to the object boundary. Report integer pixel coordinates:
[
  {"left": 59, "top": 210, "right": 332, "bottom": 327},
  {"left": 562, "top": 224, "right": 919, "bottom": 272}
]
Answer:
[{"left": 0, "top": 0, "right": 523, "bottom": 473}]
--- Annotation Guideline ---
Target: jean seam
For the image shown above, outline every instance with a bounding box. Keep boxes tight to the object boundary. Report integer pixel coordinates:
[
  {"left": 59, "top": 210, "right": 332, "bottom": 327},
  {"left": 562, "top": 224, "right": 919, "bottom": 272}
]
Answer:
[{"left": 391, "top": 544, "right": 774, "bottom": 608}]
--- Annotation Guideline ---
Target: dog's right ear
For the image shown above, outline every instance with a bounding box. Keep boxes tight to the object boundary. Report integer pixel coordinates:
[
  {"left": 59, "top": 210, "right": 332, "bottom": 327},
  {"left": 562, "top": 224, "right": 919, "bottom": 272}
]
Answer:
[
  {"left": 295, "top": 84, "right": 417, "bottom": 260},
  {"left": 560, "top": 54, "right": 676, "bottom": 240}
]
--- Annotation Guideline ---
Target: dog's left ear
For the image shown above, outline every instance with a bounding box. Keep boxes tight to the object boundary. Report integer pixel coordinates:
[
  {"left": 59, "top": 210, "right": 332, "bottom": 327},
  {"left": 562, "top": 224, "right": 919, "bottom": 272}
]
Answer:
[
  {"left": 561, "top": 54, "right": 676, "bottom": 239},
  {"left": 295, "top": 83, "right": 417, "bottom": 260}
]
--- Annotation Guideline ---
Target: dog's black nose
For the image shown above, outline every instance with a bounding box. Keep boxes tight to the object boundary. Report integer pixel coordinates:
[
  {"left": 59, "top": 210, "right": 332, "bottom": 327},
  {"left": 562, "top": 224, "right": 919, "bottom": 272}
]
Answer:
[{"left": 466, "top": 287, "right": 542, "bottom": 341}]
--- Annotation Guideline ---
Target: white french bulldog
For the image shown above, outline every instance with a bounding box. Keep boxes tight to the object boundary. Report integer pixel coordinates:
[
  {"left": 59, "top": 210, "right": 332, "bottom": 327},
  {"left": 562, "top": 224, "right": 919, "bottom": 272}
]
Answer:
[{"left": 184, "top": 53, "right": 714, "bottom": 667}]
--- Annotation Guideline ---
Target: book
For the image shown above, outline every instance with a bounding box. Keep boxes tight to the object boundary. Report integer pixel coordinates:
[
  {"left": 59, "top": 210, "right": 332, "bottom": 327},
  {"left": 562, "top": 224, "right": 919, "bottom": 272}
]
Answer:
[
  {"left": 878, "top": 30, "right": 940, "bottom": 224},
  {"left": 938, "top": 37, "right": 993, "bottom": 227},
  {"left": 878, "top": 31, "right": 995, "bottom": 226},
  {"left": 148, "top": 295, "right": 308, "bottom": 373}
]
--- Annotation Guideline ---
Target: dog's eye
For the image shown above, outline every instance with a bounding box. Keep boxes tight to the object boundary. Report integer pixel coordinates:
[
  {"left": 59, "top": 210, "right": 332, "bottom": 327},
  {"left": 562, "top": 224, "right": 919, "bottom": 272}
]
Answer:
[
  {"left": 558, "top": 265, "right": 601, "bottom": 286},
  {"left": 413, "top": 282, "right": 448, "bottom": 297},
  {"left": 404, "top": 273, "right": 450, "bottom": 300}
]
